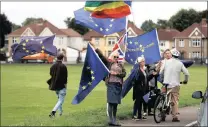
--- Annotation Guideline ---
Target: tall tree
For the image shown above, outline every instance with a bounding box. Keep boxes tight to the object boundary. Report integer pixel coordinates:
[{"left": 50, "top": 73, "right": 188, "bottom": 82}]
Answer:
[
  {"left": 64, "top": 17, "right": 89, "bottom": 35},
  {"left": 141, "top": 20, "right": 157, "bottom": 32},
  {"left": 169, "top": 8, "right": 201, "bottom": 31},
  {"left": 22, "top": 17, "right": 44, "bottom": 26},
  {"left": 156, "top": 19, "right": 171, "bottom": 29},
  {"left": 12, "top": 23, "right": 21, "bottom": 31},
  {"left": 199, "top": 9, "right": 207, "bottom": 19},
  {"left": 0, "top": 13, "right": 12, "bottom": 48}
]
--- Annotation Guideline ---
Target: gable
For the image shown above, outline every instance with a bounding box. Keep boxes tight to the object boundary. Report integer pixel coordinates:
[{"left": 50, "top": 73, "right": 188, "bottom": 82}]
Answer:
[
  {"left": 21, "top": 28, "right": 35, "bottom": 36},
  {"left": 105, "top": 33, "right": 120, "bottom": 38},
  {"left": 189, "top": 27, "right": 205, "bottom": 38},
  {"left": 39, "top": 27, "right": 54, "bottom": 36},
  {"left": 127, "top": 27, "right": 137, "bottom": 37}
]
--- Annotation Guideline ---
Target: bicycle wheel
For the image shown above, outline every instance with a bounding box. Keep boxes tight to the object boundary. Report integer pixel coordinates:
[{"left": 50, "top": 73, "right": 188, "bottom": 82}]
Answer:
[{"left": 154, "top": 95, "right": 165, "bottom": 123}]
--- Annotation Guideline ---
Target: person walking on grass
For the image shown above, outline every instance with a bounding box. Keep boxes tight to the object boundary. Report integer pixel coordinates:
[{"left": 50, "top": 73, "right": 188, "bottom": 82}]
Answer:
[{"left": 47, "top": 53, "right": 68, "bottom": 118}]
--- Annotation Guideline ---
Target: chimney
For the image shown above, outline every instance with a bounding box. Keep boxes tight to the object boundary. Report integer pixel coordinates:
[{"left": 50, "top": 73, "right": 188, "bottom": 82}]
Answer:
[{"left": 201, "top": 18, "right": 207, "bottom": 27}]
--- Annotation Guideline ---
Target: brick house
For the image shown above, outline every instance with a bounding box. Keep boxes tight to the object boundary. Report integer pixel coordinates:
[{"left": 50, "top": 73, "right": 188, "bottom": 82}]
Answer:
[
  {"left": 157, "top": 28, "right": 180, "bottom": 54},
  {"left": 174, "top": 18, "right": 207, "bottom": 61}
]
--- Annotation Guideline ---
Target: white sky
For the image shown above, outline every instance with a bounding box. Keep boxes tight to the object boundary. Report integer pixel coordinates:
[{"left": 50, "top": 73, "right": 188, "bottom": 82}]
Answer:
[{"left": 1, "top": 2, "right": 207, "bottom": 29}]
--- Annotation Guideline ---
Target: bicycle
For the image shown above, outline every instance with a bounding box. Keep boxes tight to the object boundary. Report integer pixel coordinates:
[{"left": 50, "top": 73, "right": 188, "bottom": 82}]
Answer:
[{"left": 153, "top": 82, "right": 185, "bottom": 123}]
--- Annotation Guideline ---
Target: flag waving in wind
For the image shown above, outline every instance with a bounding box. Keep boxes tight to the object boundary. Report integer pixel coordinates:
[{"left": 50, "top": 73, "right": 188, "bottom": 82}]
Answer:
[
  {"left": 11, "top": 35, "right": 57, "bottom": 61},
  {"left": 125, "top": 29, "right": 161, "bottom": 65},
  {"left": 74, "top": 8, "right": 127, "bottom": 35},
  {"left": 108, "top": 33, "right": 127, "bottom": 62},
  {"left": 72, "top": 43, "right": 109, "bottom": 105},
  {"left": 84, "top": 1, "right": 132, "bottom": 18}
]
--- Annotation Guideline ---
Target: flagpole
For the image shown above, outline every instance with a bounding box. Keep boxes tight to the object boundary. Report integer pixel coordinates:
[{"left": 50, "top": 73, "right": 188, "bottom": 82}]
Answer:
[{"left": 129, "top": 0, "right": 139, "bottom": 64}]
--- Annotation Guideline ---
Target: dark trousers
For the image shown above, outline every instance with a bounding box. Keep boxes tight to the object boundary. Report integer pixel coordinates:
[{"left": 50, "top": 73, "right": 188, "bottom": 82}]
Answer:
[
  {"left": 108, "top": 103, "right": 118, "bottom": 124},
  {"left": 143, "top": 101, "right": 152, "bottom": 113},
  {"left": 133, "top": 98, "right": 144, "bottom": 119}
]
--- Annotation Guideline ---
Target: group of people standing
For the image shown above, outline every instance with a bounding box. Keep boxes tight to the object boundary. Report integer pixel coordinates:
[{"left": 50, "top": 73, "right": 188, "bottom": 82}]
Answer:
[{"left": 46, "top": 41, "right": 189, "bottom": 126}]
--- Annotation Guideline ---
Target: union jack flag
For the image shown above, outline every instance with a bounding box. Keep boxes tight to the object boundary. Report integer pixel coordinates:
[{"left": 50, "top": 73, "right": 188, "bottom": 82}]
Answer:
[{"left": 108, "top": 33, "right": 127, "bottom": 62}]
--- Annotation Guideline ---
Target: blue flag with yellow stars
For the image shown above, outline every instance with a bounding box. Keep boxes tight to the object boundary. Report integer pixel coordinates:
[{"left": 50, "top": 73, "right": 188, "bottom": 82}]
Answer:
[
  {"left": 72, "top": 43, "right": 109, "bottom": 105},
  {"left": 11, "top": 35, "right": 57, "bottom": 61},
  {"left": 121, "top": 63, "right": 139, "bottom": 98},
  {"left": 125, "top": 29, "right": 161, "bottom": 65},
  {"left": 74, "top": 7, "right": 126, "bottom": 35}
]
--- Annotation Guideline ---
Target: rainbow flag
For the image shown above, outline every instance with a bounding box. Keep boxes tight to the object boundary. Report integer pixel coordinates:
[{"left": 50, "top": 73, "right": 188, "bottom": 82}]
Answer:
[{"left": 84, "top": 1, "right": 131, "bottom": 18}]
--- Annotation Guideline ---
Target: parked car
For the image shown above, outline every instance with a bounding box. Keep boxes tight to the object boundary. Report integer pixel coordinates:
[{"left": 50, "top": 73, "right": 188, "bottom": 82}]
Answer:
[
  {"left": 192, "top": 87, "right": 208, "bottom": 126},
  {"left": 21, "top": 53, "right": 54, "bottom": 63}
]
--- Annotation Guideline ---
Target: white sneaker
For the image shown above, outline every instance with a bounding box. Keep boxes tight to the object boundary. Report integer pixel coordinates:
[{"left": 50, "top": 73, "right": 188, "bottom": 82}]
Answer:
[{"left": 143, "top": 112, "right": 147, "bottom": 116}]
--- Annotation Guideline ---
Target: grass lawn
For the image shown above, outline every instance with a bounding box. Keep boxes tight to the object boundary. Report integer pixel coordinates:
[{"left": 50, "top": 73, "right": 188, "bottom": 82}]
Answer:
[{"left": 1, "top": 64, "right": 207, "bottom": 126}]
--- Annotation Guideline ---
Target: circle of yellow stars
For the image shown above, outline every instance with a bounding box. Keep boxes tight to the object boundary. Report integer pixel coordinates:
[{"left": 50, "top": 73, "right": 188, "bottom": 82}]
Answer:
[
  {"left": 82, "top": 66, "right": 95, "bottom": 90},
  {"left": 88, "top": 16, "right": 115, "bottom": 32},
  {"left": 21, "top": 39, "right": 45, "bottom": 55},
  {"left": 127, "top": 41, "right": 146, "bottom": 64}
]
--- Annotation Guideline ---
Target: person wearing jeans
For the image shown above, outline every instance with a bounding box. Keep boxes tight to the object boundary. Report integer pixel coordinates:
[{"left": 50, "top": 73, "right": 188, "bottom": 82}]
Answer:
[
  {"left": 52, "top": 88, "right": 66, "bottom": 116},
  {"left": 47, "top": 53, "right": 68, "bottom": 118}
]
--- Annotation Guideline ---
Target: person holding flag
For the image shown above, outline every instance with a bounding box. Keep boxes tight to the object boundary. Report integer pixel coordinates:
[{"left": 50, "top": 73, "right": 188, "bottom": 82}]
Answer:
[
  {"left": 90, "top": 41, "right": 126, "bottom": 126},
  {"left": 132, "top": 56, "right": 157, "bottom": 121}
]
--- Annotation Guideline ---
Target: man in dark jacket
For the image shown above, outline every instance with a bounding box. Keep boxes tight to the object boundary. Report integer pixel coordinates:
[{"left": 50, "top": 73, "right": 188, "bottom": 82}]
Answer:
[{"left": 48, "top": 53, "right": 68, "bottom": 118}]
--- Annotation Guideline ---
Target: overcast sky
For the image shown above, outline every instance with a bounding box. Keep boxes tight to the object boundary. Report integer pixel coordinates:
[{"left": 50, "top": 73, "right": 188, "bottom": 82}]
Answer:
[{"left": 1, "top": 2, "right": 207, "bottom": 28}]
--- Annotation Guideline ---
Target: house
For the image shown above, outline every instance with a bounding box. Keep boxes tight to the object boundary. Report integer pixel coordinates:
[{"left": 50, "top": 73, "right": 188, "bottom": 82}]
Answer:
[
  {"left": 7, "top": 19, "right": 85, "bottom": 63},
  {"left": 157, "top": 28, "right": 180, "bottom": 54},
  {"left": 174, "top": 18, "right": 207, "bottom": 61},
  {"left": 83, "top": 21, "right": 143, "bottom": 57}
]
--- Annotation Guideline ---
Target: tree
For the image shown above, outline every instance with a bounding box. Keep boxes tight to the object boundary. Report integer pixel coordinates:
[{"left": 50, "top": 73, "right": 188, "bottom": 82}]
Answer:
[
  {"left": 22, "top": 17, "right": 44, "bottom": 26},
  {"left": 169, "top": 8, "right": 201, "bottom": 32},
  {"left": 0, "top": 13, "right": 12, "bottom": 48},
  {"left": 12, "top": 23, "right": 21, "bottom": 31},
  {"left": 199, "top": 10, "right": 207, "bottom": 19},
  {"left": 156, "top": 19, "right": 171, "bottom": 29},
  {"left": 141, "top": 20, "right": 157, "bottom": 32},
  {"left": 64, "top": 17, "right": 89, "bottom": 35}
]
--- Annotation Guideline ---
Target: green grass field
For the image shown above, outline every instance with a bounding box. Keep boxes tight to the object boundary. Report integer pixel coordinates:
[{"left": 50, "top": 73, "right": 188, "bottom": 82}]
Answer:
[{"left": 1, "top": 64, "right": 207, "bottom": 126}]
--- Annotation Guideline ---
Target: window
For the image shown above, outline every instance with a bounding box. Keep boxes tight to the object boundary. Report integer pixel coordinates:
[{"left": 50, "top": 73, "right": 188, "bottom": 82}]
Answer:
[
  {"left": 108, "top": 50, "right": 112, "bottom": 56},
  {"left": 179, "top": 39, "right": 184, "bottom": 47},
  {"left": 159, "top": 41, "right": 165, "bottom": 47},
  {"left": 12, "top": 37, "right": 17, "bottom": 43},
  {"left": 192, "top": 39, "right": 201, "bottom": 47},
  {"left": 108, "top": 37, "right": 116, "bottom": 45},
  {"left": 192, "top": 51, "right": 200, "bottom": 58},
  {"left": 59, "top": 37, "right": 63, "bottom": 45},
  {"left": 95, "top": 38, "right": 100, "bottom": 46}
]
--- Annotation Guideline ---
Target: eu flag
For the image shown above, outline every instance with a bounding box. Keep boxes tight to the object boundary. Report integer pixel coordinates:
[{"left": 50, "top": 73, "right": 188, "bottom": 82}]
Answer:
[
  {"left": 121, "top": 63, "right": 139, "bottom": 98},
  {"left": 11, "top": 35, "right": 57, "bottom": 61},
  {"left": 72, "top": 43, "right": 109, "bottom": 105},
  {"left": 125, "top": 29, "right": 161, "bottom": 65},
  {"left": 74, "top": 7, "right": 126, "bottom": 35}
]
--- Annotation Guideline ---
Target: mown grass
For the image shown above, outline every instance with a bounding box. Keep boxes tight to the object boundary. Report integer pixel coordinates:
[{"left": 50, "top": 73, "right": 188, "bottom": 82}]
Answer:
[{"left": 1, "top": 64, "right": 206, "bottom": 126}]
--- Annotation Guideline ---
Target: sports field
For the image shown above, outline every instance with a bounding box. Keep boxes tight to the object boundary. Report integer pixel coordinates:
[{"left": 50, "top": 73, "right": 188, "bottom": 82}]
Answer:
[{"left": 1, "top": 64, "right": 206, "bottom": 126}]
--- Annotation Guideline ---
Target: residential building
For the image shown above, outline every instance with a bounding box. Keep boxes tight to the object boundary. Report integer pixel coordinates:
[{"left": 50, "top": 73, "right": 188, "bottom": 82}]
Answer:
[
  {"left": 83, "top": 21, "right": 143, "bottom": 57},
  {"left": 157, "top": 28, "right": 180, "bottom": 54},
  {"left": 7, "top": 19, "right": 85, "bottom": 63},
  {"left": 174, "top": 18, "right": 207, "bottom": 61}
]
